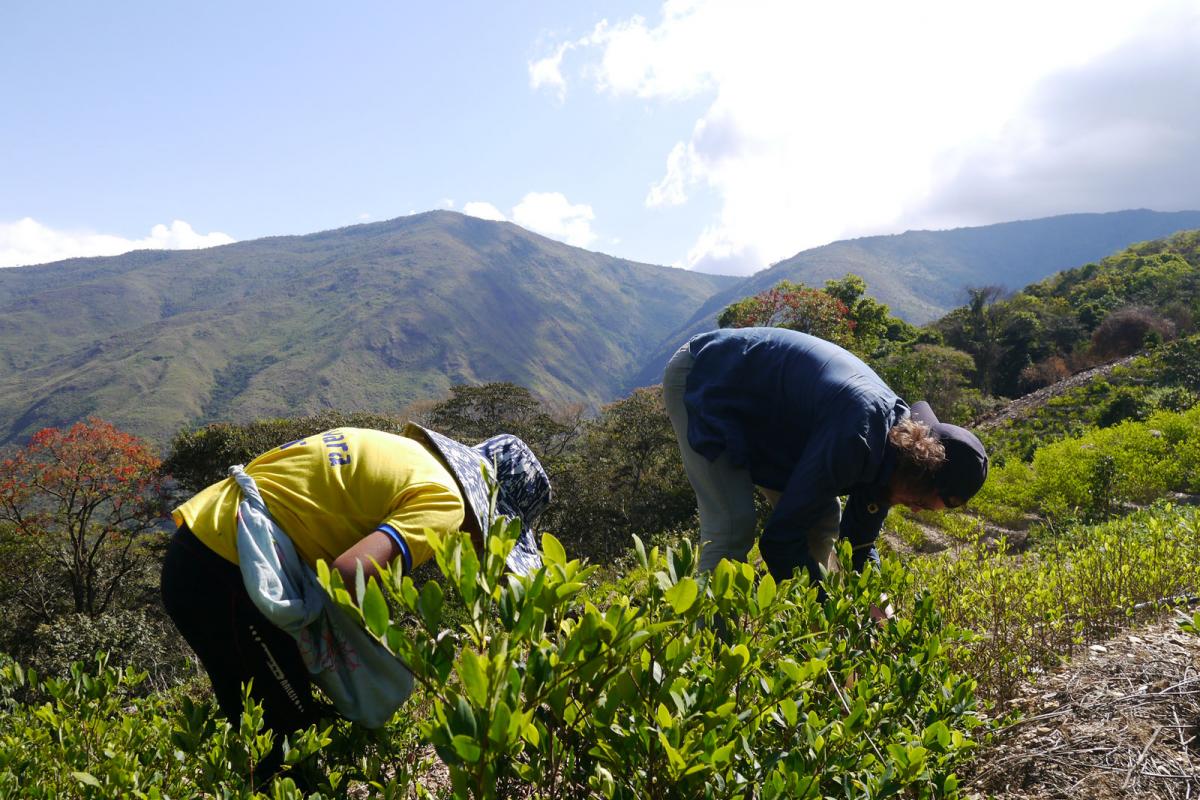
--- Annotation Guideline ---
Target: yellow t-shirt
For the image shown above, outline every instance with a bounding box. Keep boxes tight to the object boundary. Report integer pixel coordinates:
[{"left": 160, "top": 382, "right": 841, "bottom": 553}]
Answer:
[{"left": 172, "top": 428, "right": 465, "bottom": 572}]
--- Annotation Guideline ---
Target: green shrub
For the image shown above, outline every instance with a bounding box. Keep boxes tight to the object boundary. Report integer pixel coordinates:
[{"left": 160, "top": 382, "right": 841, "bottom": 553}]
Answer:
[
  {"left": 907, "top": 504, "right": 1200, "bottom": 700},
  {"left": 968, "top": 405, "right": 1200, "bottom": 525},
  {"left": 0, "top": 654, "right": 324, "bottom": 799},
  {"left": 28, "top": 610, "right": 193, "bottom": 692},
  {"left": 980, "top": 334, "right": 1200, "bottom": 467},
  {"left": 1029, "top": 419, "right": 1173, "bottom": 519},
  {"left": 0, "top": 652, "right": 434, "bottom": 799},
  {"left": 1165, "top": 405, "right": 1200, "bottom": 492},
  {"left": 322, "top": 520, "right": 983, "bottom": 799},
  {"left": 920, "top": 512, "right": 988, "bottom": 544},
  {"left": 544, "top": 387, "right": 695, "bottom": 565},
  {"left": 884, "top": 508, "right": 929, "bottom": 550},
  {"left": 1096, "top": 386, "right": 1148, "bottom": 427},
  {"left": 966, "top": 460, "right": 1036, "bottom": 527}
]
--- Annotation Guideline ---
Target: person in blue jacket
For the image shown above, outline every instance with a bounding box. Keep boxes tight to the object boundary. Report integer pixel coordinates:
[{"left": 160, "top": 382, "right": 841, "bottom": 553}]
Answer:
[{"left": 662, "top": 327, "right": 988, "bottom": 587}]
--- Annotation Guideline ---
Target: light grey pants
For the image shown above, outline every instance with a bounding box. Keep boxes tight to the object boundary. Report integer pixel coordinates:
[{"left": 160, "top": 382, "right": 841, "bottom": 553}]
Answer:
[{"left": 662, "top": 343, "right": 841, "bottom": 575}]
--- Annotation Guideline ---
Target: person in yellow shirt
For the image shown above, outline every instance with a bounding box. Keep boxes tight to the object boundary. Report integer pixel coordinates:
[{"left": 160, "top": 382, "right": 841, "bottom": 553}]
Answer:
[{"left": 160, "top": 423, "right": 550, "bottom": 784}]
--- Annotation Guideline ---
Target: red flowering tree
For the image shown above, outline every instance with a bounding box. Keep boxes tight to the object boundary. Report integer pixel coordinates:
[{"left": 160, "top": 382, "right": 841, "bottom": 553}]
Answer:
[
  {"left": 718, "top": 280, "right": 856, "bottom": 347},
  {"left": 0, "top": 418, "right": 168, "bottom": 617}
]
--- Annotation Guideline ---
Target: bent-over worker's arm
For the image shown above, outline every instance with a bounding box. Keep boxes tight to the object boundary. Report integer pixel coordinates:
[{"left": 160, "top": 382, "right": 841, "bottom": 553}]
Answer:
[
  {"left": 761, "top": 425, "right": 876, "bottom": 584},
  {"left": 840, "top": 490, "right": 889, "bottom": 571},
  {"left": 332, "top": 530, "right": 403, "bottom": 590},
  {"left": 760, "top": 429, "right": 850, "bottom": 584},
  {"left": 333, "top": 484, "right": 466, "bottom": 593}
]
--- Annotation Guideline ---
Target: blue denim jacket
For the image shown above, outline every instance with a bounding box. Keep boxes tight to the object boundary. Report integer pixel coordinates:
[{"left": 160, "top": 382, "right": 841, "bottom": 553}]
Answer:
[{"left": 683, "top": 328, "right": 907, "bottom": 582}]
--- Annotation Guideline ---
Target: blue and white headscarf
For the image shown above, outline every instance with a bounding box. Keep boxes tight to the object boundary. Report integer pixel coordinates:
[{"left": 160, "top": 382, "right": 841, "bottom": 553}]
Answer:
[{"left": 403, "top": 423, "right": 551, "bottom": 576}]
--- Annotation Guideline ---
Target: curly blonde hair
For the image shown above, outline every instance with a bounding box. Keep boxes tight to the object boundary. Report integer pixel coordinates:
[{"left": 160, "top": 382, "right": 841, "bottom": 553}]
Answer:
[{"left": 888, "top": 418, "right": 946, "bottom": 494}]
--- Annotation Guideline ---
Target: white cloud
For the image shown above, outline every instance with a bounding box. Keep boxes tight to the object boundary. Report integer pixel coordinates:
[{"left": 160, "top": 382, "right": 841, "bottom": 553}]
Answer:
[
  {"left": 537, "top": 0, "right": 1199, "bottom": 275},
  {"left": 462, "top": 201, "right": 508, "bottom": 221},
  {"left": 590, "top": 12, "right": 715, "bottom": 100},
  {"left": 461, "top": 194, "right": 597, "bottom": 246},
  {"left": 0, "top": 218, "right": 235, "bottom": 268},
  {"left": 142, "top": 220, "right": 234, "bottom": 250},
  {"left": 528, "top": 41, "right": 573, "bottom": 102},
  {"left": 646, "top": 140, "right": 697, "bottom": 207},
  {"left": 913, "top": 14, "right": 1200, "bottom": 229},
  {"left": 511, "top": 192, "right": 597, "bottom": 247}
]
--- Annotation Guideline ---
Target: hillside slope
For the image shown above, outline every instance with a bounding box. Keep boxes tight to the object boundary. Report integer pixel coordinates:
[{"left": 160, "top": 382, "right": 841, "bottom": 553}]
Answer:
[
  {"left": 0, "top": 212, "right": 736, "bottom": 447},
  {"left": 629, "top": 210, "right": 1200, "bottom": 389}
]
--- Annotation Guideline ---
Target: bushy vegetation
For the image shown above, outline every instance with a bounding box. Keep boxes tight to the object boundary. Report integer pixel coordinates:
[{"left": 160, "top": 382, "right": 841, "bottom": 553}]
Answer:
[
  {"left": 966, "top": 404, "right": 1200, "bottom": 526},
  {"left": 9, "top": 494, "right": 1197, "bottom": 797},
  {"left": 908, "top": 504, "right": 1200, "bottom": 701},
  {"left": 0, "top": 652, "right": 426, "bottom": 799},
  {"left": 0, "top": 420, "right": 181, "bottom": 670},
  {"left": 981, "top": 334, "right": 1200, "bottom": 464},
  {"left": 936, "top": 230, "right": 1200, "bottom": 398},
  {"left": 544, "top": 387, "right": 694, "bottom": 564},
  {"left": 320, "top": 522, "right": 983, "bottom": 799},
  {"left": 0, "top": 523, "right": 986, "bottom": 799}
]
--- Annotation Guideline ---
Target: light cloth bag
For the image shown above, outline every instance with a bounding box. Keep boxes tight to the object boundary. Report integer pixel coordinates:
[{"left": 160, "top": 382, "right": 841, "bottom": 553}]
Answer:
[{"left": 230, "top": 465, "right": 414, "bottom": 728}]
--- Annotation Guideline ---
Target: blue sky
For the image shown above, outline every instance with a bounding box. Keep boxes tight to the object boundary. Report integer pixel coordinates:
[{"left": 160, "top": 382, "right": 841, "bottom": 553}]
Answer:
[{"left": 3, "top": 1, "right": 1198, "bottom": 273}]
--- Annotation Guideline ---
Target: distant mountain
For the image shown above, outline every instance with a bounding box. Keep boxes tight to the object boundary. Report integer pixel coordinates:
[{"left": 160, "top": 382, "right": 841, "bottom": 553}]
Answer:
[
  {"left": 629, "top": 209, "right": 1200, "bottom": 389},
  {"left": 5, "top": 208, "right": 1197, "bottom": 449},
  {"left": 0, "top": 212, "right": 737, "bottom": 448}
]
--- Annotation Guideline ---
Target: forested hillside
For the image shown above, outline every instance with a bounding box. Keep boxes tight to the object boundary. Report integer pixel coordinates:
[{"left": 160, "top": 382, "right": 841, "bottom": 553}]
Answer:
[
  {"left": 0, "top": 211, "right": 736, "bottom": 448},
  {"left": 935, "top": 228, "right": 1200, "bottom": 399},
  {"left": 630, "top": 209, "right": 1200, "bottom": 390},
  {"left": 4, "top": 209, "right": 1199, "bottom": 451}
]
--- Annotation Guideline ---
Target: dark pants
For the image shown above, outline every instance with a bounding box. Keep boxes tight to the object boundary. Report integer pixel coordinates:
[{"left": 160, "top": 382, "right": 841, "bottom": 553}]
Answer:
[{"left": 161, "top": 524, "right": 320, "bottom": 783}]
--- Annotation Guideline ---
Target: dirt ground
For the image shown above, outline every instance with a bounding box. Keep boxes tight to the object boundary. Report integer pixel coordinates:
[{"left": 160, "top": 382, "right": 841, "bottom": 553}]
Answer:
[{"left": 964, "top": 615, "right": 1200, "bottom": 800}]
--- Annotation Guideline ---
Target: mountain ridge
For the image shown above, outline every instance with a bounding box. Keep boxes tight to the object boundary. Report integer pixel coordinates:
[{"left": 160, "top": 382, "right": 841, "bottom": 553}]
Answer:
[
  {"left": 628, "top": 209, "right": 1200, "bottom": 390},
  {"left": 0, "top": 211, "right": 737, "bottom": 447},
  {"left": 4, "top": 208, "right": 1200, "bottom": 449}
]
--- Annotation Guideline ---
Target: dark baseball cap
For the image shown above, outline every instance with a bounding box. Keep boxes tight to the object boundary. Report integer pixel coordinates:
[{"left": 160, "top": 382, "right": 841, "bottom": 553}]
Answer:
[{"left": 908, "top": 401, "right": 989, "bottom": 507}]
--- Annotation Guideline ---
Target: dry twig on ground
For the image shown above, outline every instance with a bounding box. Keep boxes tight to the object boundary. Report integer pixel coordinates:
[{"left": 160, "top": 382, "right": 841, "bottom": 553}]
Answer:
[{"left": 966, "top": 617, "right": 1200, "bottom": 800}]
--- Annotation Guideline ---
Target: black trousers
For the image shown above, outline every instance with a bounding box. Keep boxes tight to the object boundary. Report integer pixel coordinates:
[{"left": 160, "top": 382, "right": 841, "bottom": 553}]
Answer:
[{"left": 161, "top": 524, "right": 321, "bottom": 780}]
